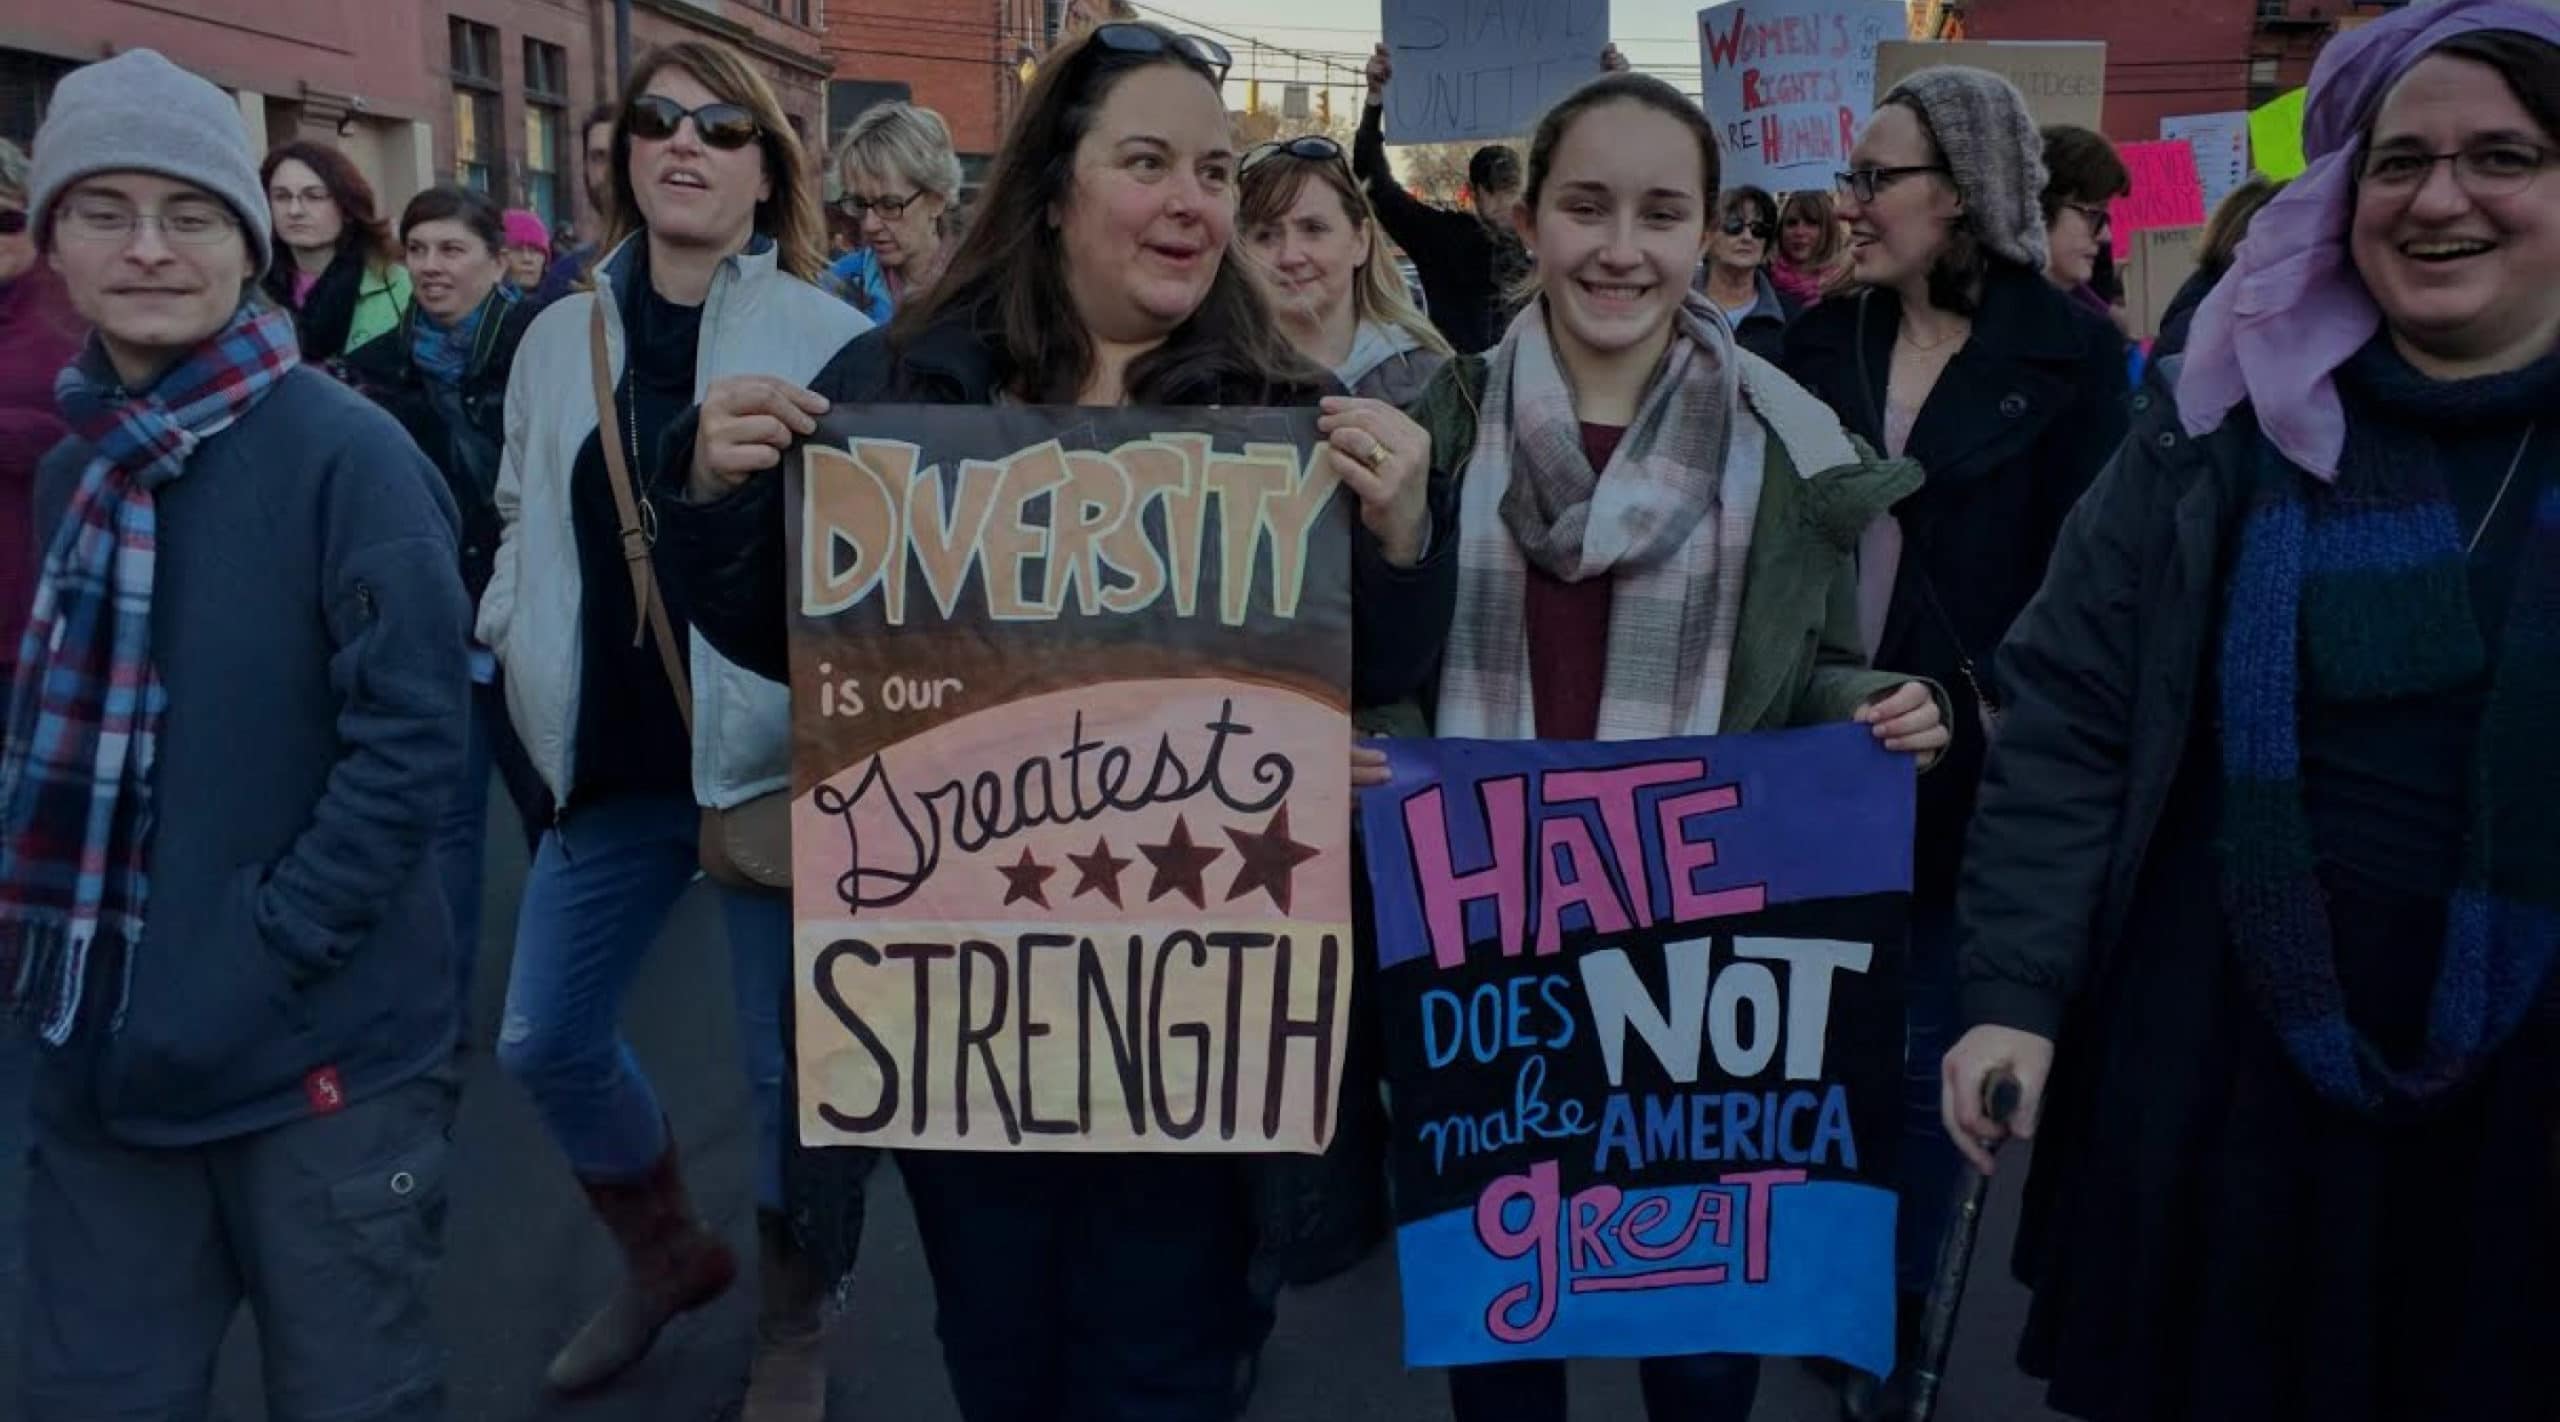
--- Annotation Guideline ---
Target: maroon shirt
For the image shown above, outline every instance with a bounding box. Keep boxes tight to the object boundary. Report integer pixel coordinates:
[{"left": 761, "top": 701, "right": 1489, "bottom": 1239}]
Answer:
[
  {"left": 1524, "top": 422, "right": 1625, "bottom": 739},
  {"left": 0, "top": 269, "right": 88, "bottom": 674}
]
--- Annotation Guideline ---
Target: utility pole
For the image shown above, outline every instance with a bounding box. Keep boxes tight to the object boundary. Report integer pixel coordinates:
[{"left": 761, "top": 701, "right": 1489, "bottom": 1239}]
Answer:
[{"left": 615, "top": 0, "right": 634, "bottom": 92}]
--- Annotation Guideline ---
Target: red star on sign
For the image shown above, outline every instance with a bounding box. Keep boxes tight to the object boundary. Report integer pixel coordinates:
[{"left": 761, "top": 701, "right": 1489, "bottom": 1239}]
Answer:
[
  {"left": 1223, "top": 805, "right": 1320, "bottom": 914},
  {"left": 997, "top": 846, "right": 1056, "bottom": 909},
  {"left": 1138, "top": 816, "right": 1222, "bottom": 910},
  {"left": 1066, "top": 837, "right": 1133, "bottom": 908}
]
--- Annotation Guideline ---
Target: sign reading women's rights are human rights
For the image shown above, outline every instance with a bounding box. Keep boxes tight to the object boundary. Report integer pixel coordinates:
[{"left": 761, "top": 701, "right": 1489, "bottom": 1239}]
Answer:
[
  {"left": 1360, "top": 726, "right": 1910, "bottom": 1373},
  {"left": 785, "top": 407, "right": 1354, "bottom": 1155}
]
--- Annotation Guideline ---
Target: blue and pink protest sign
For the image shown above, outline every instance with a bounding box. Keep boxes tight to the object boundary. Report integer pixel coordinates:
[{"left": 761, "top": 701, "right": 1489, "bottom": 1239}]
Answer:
[{"left": 1359, "top": 724, "right": 1912, "bottom": 1373}]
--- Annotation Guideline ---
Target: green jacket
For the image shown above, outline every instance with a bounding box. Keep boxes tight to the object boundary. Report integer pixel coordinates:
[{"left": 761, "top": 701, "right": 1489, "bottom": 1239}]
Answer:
[
  {"left": 345, "top": 263, "right": 413, "bottom": 357},
  {"left": 1368, "top": 349, "right": 1938, "bottom": 738}
]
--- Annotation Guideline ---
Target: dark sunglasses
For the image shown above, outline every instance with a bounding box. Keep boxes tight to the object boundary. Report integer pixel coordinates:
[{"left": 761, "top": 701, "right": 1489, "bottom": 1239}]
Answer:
[
  {"left": 1721, "top": 217, "right": 1775, "bottom": 240},
  {"left": 1243, "top": 135, "right": 1346, "bottom": 174},
  {"left": 1089, "top": 22, "right": 1233, "bottom": 87},
  {"left": 0, "top": 209, "right": 25, "bottom": 237},
  {"left": 625, "top": 94, "right": 761, "bottom": 150}
]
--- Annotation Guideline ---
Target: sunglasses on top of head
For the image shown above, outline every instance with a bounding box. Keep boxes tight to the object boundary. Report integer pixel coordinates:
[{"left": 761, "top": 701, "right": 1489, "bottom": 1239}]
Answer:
[
  {"left": 1243, "top": 135, "right": 1346, "bottom": 174},
  {"left": 1721, "top": 217, "right": 1775, "bottom": 240},
  {"left": 1088, "top": 22, "right": 1234, "bottom": 87},
  {"left": 625, "top": 94, "right": 761, "bottom": 150}
]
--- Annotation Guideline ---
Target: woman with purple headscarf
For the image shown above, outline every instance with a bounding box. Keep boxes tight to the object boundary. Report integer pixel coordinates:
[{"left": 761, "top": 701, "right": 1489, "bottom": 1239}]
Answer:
[{"left": 1940, "top": 1, "right": 2560, "bottom": 1418}]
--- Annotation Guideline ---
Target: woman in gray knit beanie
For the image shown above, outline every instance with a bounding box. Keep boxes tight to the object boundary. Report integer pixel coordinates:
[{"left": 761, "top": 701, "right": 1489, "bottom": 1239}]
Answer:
[{"left": 1773, "top": 62, "right": 2134, "bottom": 1422}]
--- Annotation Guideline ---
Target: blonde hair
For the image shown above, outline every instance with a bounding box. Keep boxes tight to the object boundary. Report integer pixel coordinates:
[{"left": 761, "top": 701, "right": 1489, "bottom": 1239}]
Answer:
[
  {"left": 0, "top": 138, "right": 27, "bottom": 204},
  {"left": 603, "top": 40, "right": 827, "bottom": 282},
  {"left": 1239, "top": 150, "right": 1453, "bottom": 361},
  {"left": 2200, "top": 174, "right": 2286, "bottom": 272},
  {"left": 833, "top": 103, "right": 964, "bottom": 226}
]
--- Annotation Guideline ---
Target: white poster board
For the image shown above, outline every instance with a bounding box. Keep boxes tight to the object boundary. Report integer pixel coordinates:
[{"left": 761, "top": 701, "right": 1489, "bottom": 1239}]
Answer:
[
  {"left": 1382, "top": 0, "right": 1613, "bottom": 144},
  {"left": 1699, "top": 0, "right": 1910, "bottom": 193},
  {"left": 2161, "top": 111, "right": 2251, "bottom": 215}
]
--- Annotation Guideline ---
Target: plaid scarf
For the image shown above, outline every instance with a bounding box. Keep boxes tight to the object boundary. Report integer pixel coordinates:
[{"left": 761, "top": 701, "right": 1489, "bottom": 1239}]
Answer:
[
  {"left": 2219, "top": 383, "right": 2558, "bottom": 1113},
  {"left": 0, "top": 304, "right": 301, "bottom": 1044},
  {"left": 1439, "top": 292, "right": 1750, "bottom": 741}
]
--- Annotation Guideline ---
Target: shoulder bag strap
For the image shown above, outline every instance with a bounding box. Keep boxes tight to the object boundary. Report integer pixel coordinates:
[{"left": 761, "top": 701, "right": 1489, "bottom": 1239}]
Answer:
[{"left": 588, "top": 299, "right": 696, "bottom": 737}]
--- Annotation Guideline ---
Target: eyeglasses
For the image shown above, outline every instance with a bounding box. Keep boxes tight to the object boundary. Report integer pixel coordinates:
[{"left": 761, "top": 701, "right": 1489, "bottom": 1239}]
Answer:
[
  {"left": 57, "top": 197, "right": 241, "bottom": 246},
  {"left": 0, "top": 209, "right": 26, "bottom": 237},
  {"left": 625, "top": 94, "right": 762, "bottom": 151},
  {"left": 268, "top": 186, "right": 333, "bottom": 211},
  {"left": 2060, "top": 201, "right": 2112, "bottom": 238},
  {"left": 1243, "top": 135, "right": 1347, "bottom": 174},
  {"left": 1088, "top": 23, "right": 1234, "bottom": 87},
  {"left": 2357, "top": 141, "right": 2550, "bottom": 198},
  {"left": 1720, "top": 217, "right": 1775, "bottom": 240},
  {"left": 840, "top": 191, "right": 922, "bottom": 220},
  {"left": 1833, "top": 165, "right": 1950, "bottom": 204}
]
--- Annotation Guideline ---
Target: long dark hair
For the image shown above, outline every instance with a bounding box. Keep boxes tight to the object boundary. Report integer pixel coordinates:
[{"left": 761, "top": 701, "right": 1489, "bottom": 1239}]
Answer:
[
  {"left": 893, "top": 23, "right": 1316, "bottom": 403},
  {"left": 603, "top": 40, "right": 828, "bottom": 282},
  {"left": 259, "top": 140, "right": 396, "bottom": 269}
]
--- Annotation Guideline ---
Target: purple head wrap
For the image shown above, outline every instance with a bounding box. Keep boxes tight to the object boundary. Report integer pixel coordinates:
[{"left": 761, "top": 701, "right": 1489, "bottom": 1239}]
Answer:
[{"left": 2175, "top": 0, "right": 2560, "bottom": 479}]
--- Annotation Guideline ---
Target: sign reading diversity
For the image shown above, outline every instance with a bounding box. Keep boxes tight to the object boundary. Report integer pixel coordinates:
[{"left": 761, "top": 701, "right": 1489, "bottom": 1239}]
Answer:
[
  {"left": 1699, "top": 0, "right": 1910, "bottom": 192},
  {"left": 786, "top": 407, "right": 1355, "bottom": 1155},
  {"left": 1874, "top": 40, "right": 2105, "bottom": 131},
  {"left": 1360, "top": 725, "right": 1911, "bottom": 1373},
  {"left": 1383, "top": 0, "right": 1614, "bottom": 144}
]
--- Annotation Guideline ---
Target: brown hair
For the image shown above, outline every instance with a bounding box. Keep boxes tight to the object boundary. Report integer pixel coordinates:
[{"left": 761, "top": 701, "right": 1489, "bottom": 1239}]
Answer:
[
  {"left": 1778, "top": 189, "right": 1844, "bottom": 267},
  {"left": 260, "top": 140, "right": 396, "bottom": 268},
  {"left": 1239, "top": 147, "right": 1453, "bottom": 360},
  {"left": 2199, "top": 173, "right": 2286, "bottom": 272},
  {"left": 1881, "top": 95, "right": 1991, "bottom": 316},
  {"left": 894, "top": 23, "right": 1315, "bottom": 403},
  {"left": 2038, "top": 124, "right": 2130, "bottom": 222},
  {"left": 1509, "top": 71, "right": 1721, "bottom": 306},
  {"left": 602, "top": 40, "right": 827, "bottom": 282},
  {"left": 2369, "top": 29, "right": 2560, "bottom": 148}
]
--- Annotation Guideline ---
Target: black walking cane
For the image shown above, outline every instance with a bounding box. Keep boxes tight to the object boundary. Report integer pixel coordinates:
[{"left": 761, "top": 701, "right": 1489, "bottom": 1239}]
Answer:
[{"left": 1905, "top": 1073, "right": 2023, "bottom": 1422}]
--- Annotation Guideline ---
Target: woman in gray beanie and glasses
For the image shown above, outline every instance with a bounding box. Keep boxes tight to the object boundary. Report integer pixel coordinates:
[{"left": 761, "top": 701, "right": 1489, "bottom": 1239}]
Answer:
[{"left": 1778, "top": 64, "right": 2130, "bottom": 1418}]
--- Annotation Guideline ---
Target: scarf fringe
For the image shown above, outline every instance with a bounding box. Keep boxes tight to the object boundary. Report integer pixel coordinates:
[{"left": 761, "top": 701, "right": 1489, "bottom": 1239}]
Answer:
[{"left": 1, "top": 918, "right": 98, "bottom": 1046}]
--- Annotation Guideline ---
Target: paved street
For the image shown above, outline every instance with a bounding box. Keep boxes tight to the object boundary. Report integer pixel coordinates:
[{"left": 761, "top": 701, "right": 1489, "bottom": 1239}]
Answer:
[{"left": 0, "top": 792, "right": 2072, "bottom": 1422}]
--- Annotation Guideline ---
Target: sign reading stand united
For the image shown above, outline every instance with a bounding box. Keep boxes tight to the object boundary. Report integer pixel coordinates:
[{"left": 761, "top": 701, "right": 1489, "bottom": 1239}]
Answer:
[{"left": 1360, "top": 724, "right": 1910, "bottom": 1373}]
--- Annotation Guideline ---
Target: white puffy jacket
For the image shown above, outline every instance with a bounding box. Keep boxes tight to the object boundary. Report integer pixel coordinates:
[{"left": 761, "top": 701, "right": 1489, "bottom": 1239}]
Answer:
[{"left": 479, "top": 238, "right": 869, "bottom": 810}]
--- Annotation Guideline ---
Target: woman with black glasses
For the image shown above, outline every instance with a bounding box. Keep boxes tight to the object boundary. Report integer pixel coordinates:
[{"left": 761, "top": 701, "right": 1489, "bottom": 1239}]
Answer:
[
  {"left": 1240, "top": 133, "right": 1453, "bottom": 403},
  {"left": 478, "top": 39, "right": 869, "bottom": 1416},
  {"left": 1695, "top": 184, "right": 1794, "bottom": 360},
  {"left": 657, "top": 22, "right": 1456, "bottom": 1421},
  {"left": 1777, "top": 65, "right": 2128, "bottom": 1419}
]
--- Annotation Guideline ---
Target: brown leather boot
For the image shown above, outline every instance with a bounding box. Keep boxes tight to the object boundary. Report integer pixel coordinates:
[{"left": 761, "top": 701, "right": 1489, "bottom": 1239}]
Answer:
[
  {"left": 545, "top": 1139, "right": 739, "bottom": 1395},
  {"left": 741, "top": 1209, "right": 830, "bottom": 1422}
]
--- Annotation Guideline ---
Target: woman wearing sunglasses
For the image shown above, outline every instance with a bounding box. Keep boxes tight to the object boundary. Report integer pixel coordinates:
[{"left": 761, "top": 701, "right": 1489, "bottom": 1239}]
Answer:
[
  {"left": 1776, "top": 66, "right": 2129, "bottom": 1417},
  {"left": 1696, "top": 185, "right": 1795, "bottom": 361},
  {"left": 825, "top": 101, "right": 962, "bottom": 324},
  {"left": 1240, "top": 133, "right": 1453, "bottom": 404},
  {"left": 657, "top": 22, "right": 1455, "bottom": 1420},
  {"left": 478, "top": 39, "right": 868, "bottom": 1417},
  {"left": 0, "top": 136, "right": 86, "bottom": 697}
]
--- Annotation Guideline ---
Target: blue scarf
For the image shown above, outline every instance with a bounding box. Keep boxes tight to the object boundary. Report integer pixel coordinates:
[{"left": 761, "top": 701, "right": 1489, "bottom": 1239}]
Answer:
[{"left": 410, "top": 283, "right": 515, "bottom": 389}]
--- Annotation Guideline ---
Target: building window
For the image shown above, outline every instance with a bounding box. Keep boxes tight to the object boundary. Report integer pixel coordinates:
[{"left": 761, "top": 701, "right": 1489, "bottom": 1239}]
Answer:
[
  {"left": 524, "top": 39, "right": 568, "bottom": 226},
  {"left": 2255, "top": 0, "right": 2287, "bottom": 17},
  {"left": 2250, "top": 56, "right": 2281, "bottom": 85},
  {"left": 451, "top": 18, "right": 504, "bottom": 194}
]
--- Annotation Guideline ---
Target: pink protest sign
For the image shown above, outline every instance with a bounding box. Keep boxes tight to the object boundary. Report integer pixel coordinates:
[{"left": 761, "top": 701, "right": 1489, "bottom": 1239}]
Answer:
[{"left": 2109, "top": 139, "right": 2208, "bottom": 261}]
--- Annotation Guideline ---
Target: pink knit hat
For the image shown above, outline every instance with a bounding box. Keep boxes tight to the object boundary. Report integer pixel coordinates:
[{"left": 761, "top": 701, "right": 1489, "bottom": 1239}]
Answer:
[{"left": 502, "top": 208, "right": 550, "bottom": 252}]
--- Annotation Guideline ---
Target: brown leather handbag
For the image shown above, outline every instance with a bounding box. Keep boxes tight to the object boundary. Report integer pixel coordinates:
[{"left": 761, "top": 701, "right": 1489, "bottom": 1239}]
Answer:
[{"left": 588, "top": 302, "right": 791, "bottom": 890}]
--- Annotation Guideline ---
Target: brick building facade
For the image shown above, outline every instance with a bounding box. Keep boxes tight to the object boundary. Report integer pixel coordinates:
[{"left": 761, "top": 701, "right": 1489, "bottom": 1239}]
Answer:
[
  {"left": 1, "top": 0, "right": 830, "bottom": 249},
  {"left": 819, "top": 0, "right": 1048, "bottom": 185}
]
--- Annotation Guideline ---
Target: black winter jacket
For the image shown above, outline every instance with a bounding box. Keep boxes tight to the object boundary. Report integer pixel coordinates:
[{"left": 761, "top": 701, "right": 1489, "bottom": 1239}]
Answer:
[
  {"left": 1352, "top": 103, "right": 1528, "bottom": 355},
  {"left": 1957, "top": 360, "right": 2252, "bottom": 1039},
  {"left": 1781, "top": 263, "right": 2130, "bottom": 901},
  {"left": 337, "top": 289, "right": 539, "bottom": 602}
]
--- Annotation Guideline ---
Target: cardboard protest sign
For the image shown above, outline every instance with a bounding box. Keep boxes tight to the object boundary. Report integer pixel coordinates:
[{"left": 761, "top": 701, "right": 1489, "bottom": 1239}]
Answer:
[
  {"left": 786, "top": 407, "right": 1355, "bottom": 1155},
  {"left": 1699, "top": 0, "right": 1910, "bottom": 193},
  {"left": 2251, "top": 87, "right": 2308, "bottom": 180},
  {"left": 1382, "top": 0, "right": 1613, "bottom": 144},
  {"left": 2161, "top": 111, "right": 2249, "bottom": 214},
  {"left": 2125, "top": 222, "right": 2204, "bottom": 341},
  {"left": 1360, "top": 724, "right": 1911, "bottom": 1372},
  {"left": 1874, "top": 40, "right": 2104, "bottom": 131},
  {"left": 2108, "top": 138, "right": 2207, "bottom": 261}
]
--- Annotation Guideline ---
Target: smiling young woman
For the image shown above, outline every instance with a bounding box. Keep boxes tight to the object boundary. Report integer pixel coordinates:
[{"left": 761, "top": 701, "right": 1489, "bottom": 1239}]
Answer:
[{"left": 1942, "top": 5, "right": 2560, "bottom": 1420}]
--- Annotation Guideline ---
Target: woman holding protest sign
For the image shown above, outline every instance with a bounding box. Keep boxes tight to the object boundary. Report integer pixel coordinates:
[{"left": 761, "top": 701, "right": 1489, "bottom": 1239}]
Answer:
[
  {"left": 1388, "top": 67, "right": 1950, "bottom": 1422},
  {"left": 656, "top": 22, "right": 1457, "bottom": 1420},
  {"left": 1239, "top": 131, "right": 1452, "bottom": 404},
  {"left": 1776, "top": 68, "right": 2127, "bottom": 1410},
  {"left": 1944, "top": 4, "right": 2560, "bottom": 1419},
  {"left": 479, "top": 39, "right": 867, "bottom": 1416}
]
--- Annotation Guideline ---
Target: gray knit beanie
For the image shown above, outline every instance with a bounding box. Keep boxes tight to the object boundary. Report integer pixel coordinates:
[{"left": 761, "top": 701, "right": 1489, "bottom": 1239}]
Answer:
[
  {"left": 1879, "top": 66, "right": 2050, "bottom": 274},
  {"left": 28, "top": 49, "right": 272, "bottom": 269}
]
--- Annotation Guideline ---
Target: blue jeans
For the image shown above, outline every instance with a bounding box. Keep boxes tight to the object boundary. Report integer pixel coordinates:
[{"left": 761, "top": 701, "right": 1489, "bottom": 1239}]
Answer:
[
  {"left": 1447, "top": 1354, "right": 1763, "bottom": 1421},
  {"left": 1895, "top": 898, "right": 1965, "bottom": 1296},
  {"left": 496, "top": 793, "right": 790, "bottom": 1208},
  {"left": 434, "top": 674, "right": 549, "bottom": 1031}
]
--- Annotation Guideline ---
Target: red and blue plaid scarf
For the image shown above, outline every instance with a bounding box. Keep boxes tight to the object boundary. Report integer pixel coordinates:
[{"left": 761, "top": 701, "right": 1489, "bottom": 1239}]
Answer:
[{"left": 0, "top": 303, "right": 300, "bottom": 1044}]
